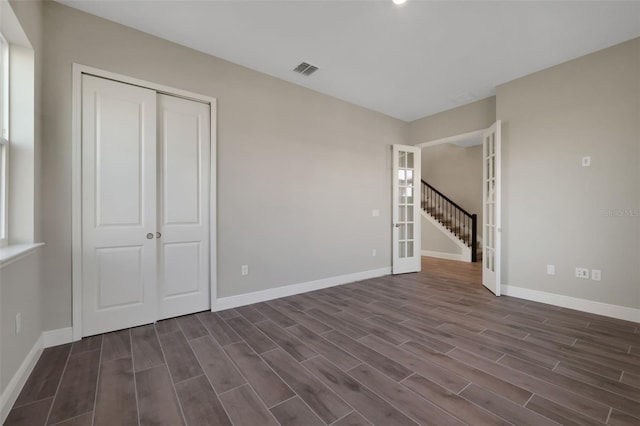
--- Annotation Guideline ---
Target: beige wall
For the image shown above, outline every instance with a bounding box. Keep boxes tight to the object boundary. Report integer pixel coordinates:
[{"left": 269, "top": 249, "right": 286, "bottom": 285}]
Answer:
[
  {"left": 409, "top": 96, "right": 496, "bottom": 144},
  {"left": 421, "top": 215, "right": 463, "bottom": 256},
  {"left": 8, "top": 0, "right": 43, "bottom": 243},
  {"left": 420, "top": 143, "right": 482, "bottom": 257},
  {"left": 40, "top": 2, "right": 407, "bottom": 330},
  {"left": 1, "top": 0, "right": 44, "bottom": 403},
  {"left": 497, "top": 38, "right": 640, "bottom": 309},
  {"left": 421, "top": 143, "right": 483, "bottom": 232},
  {"left": 1, "top": 250, "right": 43, "bottom": 395}
]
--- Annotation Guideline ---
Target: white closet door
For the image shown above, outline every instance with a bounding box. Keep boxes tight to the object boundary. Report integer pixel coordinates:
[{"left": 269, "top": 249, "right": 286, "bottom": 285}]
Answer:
[
  {"left": 82, "top": 75, "right": 158, "bottom": 336},
  {"left": 157, "top": 94, "right": 210, "bottom": 319}
]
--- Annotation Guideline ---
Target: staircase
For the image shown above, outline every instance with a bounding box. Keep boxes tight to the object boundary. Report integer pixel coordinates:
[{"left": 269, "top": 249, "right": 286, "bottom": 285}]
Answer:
[{"left": 421, "top": 180, "right": 479, "bottom": 262}]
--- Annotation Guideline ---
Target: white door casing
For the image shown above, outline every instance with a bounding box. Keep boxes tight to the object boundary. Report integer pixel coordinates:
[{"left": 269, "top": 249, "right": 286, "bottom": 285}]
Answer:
[
  {"left": 157, "top": 94, "right": 210, "bottom": 319},
  {"left": 81, "top": 75, "right": 158, "bottom": 336},
  {"left": 482, "top": 121, "right": 502, "bottom": 296},
  {"left": 392, "top": 144, "right": 421, "bottom": 274},
  {"left": 73, "top": 65, "right": 217, "bottom": 341},
  {"left": 79, "top": 72, "right": 214, "bottom": 337}
]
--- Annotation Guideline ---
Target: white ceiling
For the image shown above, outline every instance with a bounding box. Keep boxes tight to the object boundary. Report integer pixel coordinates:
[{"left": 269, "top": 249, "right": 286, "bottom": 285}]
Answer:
[{"left": 56, "top": 0, "right": 640, "bottom": 121}]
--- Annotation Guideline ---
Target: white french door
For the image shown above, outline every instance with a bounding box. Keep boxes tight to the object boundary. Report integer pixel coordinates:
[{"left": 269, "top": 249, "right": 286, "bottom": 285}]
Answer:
[
  {"left": 392, "top": 145, "right": 421, "bottom": 274},
  {"left": 81, "top": 75, "right": 211, "bottom": 336},
  {"left": 482, "top": 121, "right": 502, "bottom": 296},
  {"left": 157, "top": 94, "right": 210, "bottom": 319}
]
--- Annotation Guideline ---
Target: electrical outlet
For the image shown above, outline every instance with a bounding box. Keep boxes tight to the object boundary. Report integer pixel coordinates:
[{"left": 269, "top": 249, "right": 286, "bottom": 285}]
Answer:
[
  {"left": 372, "top": 249, "right": 377, "bottom": 257},
  {"left": 546, "top": 264, "right": 556, "bottom": 275},
  {"left": 15, "top": 313, "right": 22, "bottom": 335},
  {"left": 372, "top": 209, "right": 380, "bottom": 217},
  {"left": 591, "top": 269, "right": 601, "bottom": 281},
  {"left": 575, "top": 268, "right": 589, "bottom": 279},
  {"left": 241, "top": 265, "right": 249, "bottom": 276}
]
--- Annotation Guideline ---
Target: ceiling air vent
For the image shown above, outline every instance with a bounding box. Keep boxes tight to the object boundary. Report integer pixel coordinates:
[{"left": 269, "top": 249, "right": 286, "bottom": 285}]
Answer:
[{"left": 293, "top": 62, "right": 319, "bottom": 76}]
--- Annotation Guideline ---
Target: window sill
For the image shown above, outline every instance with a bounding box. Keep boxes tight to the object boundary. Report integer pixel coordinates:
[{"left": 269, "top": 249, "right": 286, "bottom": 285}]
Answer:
[{"left": 0, "top": 242, "right": 44, "bottom": 269}]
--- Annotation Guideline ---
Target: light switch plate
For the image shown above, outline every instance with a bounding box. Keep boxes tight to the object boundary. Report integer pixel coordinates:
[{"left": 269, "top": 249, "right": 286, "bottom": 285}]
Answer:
[{"left": 15, "top": 313, "right": 22, "bottom": 335}]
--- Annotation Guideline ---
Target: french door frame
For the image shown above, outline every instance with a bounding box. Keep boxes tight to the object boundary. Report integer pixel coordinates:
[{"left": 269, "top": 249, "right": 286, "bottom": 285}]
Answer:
[
  {"left": 482, "top": 120, "right": 502, "bottom": 296},
  {"left": 392, "top": 144, "right": 422, "bottom": 274},
  {"left": 414, "top": 123, "right": 502, "bottom": 295},
  {"left": 71, "top": 64, "right": 217, "bottom": 341}
]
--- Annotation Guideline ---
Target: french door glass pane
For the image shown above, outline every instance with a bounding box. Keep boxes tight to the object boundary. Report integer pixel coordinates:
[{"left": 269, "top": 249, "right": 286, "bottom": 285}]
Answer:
[{"left": 398, "top": 169, "right": 406, "bottom": 185}]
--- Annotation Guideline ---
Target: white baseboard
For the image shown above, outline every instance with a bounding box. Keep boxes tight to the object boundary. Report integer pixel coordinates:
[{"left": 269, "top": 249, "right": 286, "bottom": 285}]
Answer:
[
  {"left": 501, "top": 285, "right": 640, "bottom": 323},
  {"left": 421, "top": 250, "right": 470, "bottom": 262},
  {"left": 0, "top": 335, "right": 43, "bottom": 424},
  {"left": 43, "top": 327, "right": 74, "bottom": 348},
  {"left": 1, "top": 326, "right": 74, "bottom": 423},
  {"left": 212, "top": 267, "right": 391, "bottom": 311}
]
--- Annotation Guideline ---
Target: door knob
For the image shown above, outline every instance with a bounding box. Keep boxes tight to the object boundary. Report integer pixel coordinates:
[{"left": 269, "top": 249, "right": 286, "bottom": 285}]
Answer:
[
  {"left": 146, "top": 233, "right": 154, "bottom": 240},
  {"left": 156, "top": 232, "right": 162, "bottom": 239}
]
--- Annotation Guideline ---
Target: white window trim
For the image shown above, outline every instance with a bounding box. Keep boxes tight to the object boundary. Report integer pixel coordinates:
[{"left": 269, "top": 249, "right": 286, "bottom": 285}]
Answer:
[
  {"left": 0, "top": 138, "right": 7, "bottom": 247},
  {"left": 0, "top": 1, "right": 37, "bottom": 247},
  {"left": 0, "top": 32, "right": 9, "bottom": 247},
  {"left": 0, "top": 242, "right": 43, "bottom": 268}
]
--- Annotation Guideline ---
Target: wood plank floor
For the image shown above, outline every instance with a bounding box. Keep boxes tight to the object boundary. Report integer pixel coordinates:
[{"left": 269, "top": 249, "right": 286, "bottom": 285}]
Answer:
[{"left": 6, "top": 257, "right": 640, "bottom": 426}]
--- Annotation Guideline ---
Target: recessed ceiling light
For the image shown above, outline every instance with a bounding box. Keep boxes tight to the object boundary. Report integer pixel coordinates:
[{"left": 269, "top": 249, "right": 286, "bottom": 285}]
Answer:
[{"left": 393, "top": 0, "right": 407, "bottom": 5}]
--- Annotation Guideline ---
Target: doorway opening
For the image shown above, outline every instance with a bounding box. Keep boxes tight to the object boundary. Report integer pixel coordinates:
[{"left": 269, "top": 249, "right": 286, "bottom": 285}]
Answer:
[{"left": 415, "top": 122, "right": 502, "bottom": 295}]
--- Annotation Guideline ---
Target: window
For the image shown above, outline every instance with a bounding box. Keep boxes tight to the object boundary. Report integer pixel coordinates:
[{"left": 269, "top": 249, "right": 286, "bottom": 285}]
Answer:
[
  {"left": 0, "top": 2, "right": 36, "bottom": 250},
  {"left": 0, "top": 32, "right": 8, "bottom": 246}
]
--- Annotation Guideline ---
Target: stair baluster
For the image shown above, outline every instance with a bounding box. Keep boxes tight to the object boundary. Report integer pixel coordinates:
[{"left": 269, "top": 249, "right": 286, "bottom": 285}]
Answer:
[{"left": 421, "top": 180, "right": 478, "bottom": 262}]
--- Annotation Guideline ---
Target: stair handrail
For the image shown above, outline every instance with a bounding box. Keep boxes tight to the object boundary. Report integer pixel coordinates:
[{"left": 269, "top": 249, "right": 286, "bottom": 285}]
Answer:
[
  {"left": 421, "top": 179, "right": 478, "bottom": 262},
  {"left": 421, "top": 180, "right": 473, "bottom": 217}
]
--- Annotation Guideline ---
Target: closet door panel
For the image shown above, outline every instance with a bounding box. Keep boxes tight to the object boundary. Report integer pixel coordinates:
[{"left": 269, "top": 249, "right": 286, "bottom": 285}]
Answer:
[
  {"left": 163, "top": 242, "right": 200, "bottom": 296},
  {"left": 81, "top": 75, "right": 158, "bottom": 336},
  {"left": 162, "top": 108, "right": 200, "bottom": 224},
  {"left": 157, "top": 94, "right": 211, "bottom": 319}
]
